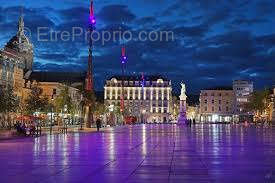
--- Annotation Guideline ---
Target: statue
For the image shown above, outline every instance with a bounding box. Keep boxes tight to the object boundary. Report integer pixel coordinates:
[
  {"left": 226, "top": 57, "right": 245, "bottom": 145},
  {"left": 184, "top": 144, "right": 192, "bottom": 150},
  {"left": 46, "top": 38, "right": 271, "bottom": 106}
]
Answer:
[{"left": 178, "top": 82, "right": 187, "bottom": 125}]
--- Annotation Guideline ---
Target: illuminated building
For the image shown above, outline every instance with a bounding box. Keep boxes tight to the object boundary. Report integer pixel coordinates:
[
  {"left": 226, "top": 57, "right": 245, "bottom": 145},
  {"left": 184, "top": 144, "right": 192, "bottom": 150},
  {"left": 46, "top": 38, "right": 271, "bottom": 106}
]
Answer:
[
  {"left": 233, "top": 80, "right": 253, "bottom": 121},
  {"left": 4, "top": 13, "right": 33, "bottom": 73},
  {"left": 104, "top": 75, "right": 172, "bottom": 123},
  {"left": 199, "top": 87, "right": 235, "bottom": 123},
  {"left": 0, "top": 11, "right": 32, "bottom": 98},
  {"left": 0, "top": 50, "right": 25, "bottom": 93}
]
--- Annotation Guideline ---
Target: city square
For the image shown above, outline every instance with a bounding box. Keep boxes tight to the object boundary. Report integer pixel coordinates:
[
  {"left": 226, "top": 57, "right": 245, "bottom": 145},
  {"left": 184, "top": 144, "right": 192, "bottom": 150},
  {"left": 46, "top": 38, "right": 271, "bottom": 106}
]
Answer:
[
  {"left": 1, "top": 0, "right": 275, "bottom": 182},
  {"left": 1, "top": 124, "right": 275, "bottom": 183}
]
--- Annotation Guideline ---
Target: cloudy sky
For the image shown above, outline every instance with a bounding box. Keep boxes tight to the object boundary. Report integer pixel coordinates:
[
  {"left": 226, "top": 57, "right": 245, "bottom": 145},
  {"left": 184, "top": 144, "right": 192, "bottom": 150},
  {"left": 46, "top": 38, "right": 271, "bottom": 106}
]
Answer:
[{"left": 0, "top": 0, "right": 274, "bottom": 93}]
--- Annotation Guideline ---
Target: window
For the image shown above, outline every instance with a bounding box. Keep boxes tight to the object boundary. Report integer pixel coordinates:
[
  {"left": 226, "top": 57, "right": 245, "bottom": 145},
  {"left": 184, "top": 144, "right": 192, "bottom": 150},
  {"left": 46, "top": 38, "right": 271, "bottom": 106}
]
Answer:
[
  {"left": 158, "top": 101, "right": 162, "bottom": 107},
  {"left": 204, "top": 99, "right": 207, "bottom": 104},
  {"left": 226, "top": 106, "right": 229, "bottom": 111},
  {"left": 52, "top": 88, "right": 57, "bottom": 95},
  {"left": 212, "top": 106, "right": 214, "bottom": 112},
  {"left": 219, "top": 100, "right": 221, "bottom": 104},
  {"left": 219, "top": 106, "right": 221, "bottom": 111},
  {"left": 212, "top": 100, "right": 214, "bottom": 104},
  {"left": 204, "top": 106, "right": 207, "bottom": 111},
  {"left": 219, "top": 93, "right": 222, "bottom": 96}
]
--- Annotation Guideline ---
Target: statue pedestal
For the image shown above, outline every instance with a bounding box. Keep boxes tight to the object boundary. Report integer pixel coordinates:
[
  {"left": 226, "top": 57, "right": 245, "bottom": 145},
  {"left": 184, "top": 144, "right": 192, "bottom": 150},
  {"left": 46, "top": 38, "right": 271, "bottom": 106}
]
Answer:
[{"left": 178, "top": 112, "right": 187, "bottom": 125}]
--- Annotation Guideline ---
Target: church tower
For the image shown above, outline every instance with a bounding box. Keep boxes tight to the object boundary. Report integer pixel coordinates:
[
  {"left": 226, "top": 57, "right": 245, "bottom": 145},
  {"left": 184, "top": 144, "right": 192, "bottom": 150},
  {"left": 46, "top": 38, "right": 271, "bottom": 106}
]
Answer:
[{"left": 5, "top": 11, "right": 33, "bottom": 72}]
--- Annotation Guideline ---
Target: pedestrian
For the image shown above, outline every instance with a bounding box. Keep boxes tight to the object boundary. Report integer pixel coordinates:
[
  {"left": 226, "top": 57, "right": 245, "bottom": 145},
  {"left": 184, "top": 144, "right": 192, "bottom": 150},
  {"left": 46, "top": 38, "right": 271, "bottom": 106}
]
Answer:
[{"left": 96, "top": 118, "right": 101, "bottom": 132}]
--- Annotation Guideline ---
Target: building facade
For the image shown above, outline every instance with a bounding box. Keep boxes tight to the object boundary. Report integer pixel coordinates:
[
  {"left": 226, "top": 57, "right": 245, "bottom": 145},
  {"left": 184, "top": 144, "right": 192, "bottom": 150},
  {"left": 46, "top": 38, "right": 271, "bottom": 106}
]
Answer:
[
  {"left": 4, "top": 15, "right": 33, "bottom": 72},
  {"left": 104, "top": 75, "right": 172, "bottom": 123},
  {"left": 233, "top": 80, "right": 253, "bottom": 113},
  {"left": 268, "top": 88, "right": 275, "bottom": 123},
  {"left": 0, "top": 13, "right": 32, "bottom": 97},
  {"left": 0, "top": 50, "right": 25, "bottom": 95},
  {"left": 199, "top": 88, "right": 235, "bottom": 123}
]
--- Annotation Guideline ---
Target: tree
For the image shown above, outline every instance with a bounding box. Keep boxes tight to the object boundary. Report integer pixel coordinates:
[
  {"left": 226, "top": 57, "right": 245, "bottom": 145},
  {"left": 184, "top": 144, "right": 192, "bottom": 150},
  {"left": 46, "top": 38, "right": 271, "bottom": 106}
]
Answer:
[
  {"left": 0, "top": 86, "right": 20, "bottom": 128},
  {"left": 25, "top": 86, "right": 49, "bottom": 115},
  {"left": 113, "top": 104, "right": 122, "bottom": 125},
  {"left": 55, "top": 85, "right": 73, "bottom": 113},
  {"left": 244, "top": 89, "right": 270, "bottom": 121},
  {"left": 94, "top": 102, "right": 107, "bottom": 117}
]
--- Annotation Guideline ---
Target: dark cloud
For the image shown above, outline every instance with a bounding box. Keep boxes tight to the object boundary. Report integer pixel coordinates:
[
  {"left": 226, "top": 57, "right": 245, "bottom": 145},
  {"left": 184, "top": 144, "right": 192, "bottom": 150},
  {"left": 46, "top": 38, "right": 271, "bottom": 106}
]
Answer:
[
  {"left": 135, "top": 17, "right": 157, "bottom": 26},
  {"left": 59, "top": 7, "right": 89, "bottom": 22},
  {"left": 231, "top": 17, "right": 268, "bottom": 25},
  {"left": 174, "top": 24, "right": 208, "bottom": 37},
  {"left": 256, "top": 0, "right": 275, "bottom": 15},
  {"left": 98, "top": 5, "right": 136, "bottom": 23}
]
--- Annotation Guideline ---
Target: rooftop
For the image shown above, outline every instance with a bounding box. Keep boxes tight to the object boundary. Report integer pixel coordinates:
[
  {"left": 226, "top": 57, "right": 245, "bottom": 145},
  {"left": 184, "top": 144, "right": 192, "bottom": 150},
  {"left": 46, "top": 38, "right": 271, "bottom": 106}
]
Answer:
[
  {"left": 108, "top": 75, "right": 169, "bottom": 81},
  {"left": 26, "top": 71, "right": 86, "bottom": 84},
  {"left": 202, "top": 86, "right": 233, "bottom": 91}
]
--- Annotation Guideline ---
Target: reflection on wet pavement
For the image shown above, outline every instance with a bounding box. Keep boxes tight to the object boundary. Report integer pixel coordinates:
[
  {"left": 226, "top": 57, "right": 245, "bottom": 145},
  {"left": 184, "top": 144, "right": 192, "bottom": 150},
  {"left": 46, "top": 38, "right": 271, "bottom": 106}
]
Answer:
[{"left": 0, "top": 124, "right": 275, "bottom": 183}]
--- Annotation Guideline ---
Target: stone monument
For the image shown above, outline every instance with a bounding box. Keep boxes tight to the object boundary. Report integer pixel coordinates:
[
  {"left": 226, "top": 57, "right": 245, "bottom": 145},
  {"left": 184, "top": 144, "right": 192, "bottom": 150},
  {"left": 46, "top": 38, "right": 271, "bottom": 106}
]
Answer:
[{"left": 178, "top": 82, "right": 187, "bottom": 124}]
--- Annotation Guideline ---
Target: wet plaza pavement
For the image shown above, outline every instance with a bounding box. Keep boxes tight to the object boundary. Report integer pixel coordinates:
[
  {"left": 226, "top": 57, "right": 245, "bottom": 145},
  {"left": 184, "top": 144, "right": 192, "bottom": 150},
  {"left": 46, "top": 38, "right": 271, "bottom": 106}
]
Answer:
[{"left": 0, "top": 124, "right": 275, "bottom": 183}]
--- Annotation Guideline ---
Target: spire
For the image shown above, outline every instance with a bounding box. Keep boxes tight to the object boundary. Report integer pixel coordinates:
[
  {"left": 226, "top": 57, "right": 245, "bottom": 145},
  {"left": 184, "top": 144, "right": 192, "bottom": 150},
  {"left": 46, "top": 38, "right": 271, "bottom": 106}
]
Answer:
[
  {"left": 85, "top": 0, "right": 96, "bottom": 91},
  {"left": 85, "top": 49, "right": 93, "bottom": 91},
  {"left": 17, "top": 7, "right": 24, "bottom": 37}
]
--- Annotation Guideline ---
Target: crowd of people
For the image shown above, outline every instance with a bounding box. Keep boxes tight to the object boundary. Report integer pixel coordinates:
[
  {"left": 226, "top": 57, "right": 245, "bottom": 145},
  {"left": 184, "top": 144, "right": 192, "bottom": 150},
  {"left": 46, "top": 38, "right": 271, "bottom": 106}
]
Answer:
[{"left": 14, "top": 122, "right": 37, "bottom": 136}]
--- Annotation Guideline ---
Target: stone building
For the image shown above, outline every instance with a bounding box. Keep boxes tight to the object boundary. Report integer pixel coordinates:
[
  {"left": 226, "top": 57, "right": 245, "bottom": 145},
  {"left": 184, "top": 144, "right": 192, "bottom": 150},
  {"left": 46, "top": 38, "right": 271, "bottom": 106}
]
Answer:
[
  {"left": 24, "top": 72, "right": 85, "bottom": 102},
  {"left": 233, "top": 80, "right": 253, "bottom": 116},
  {"left": 0, "top": 49, "right": 25, "bottom": 98},
  {"left": 104, "top": 75, "right": 172, "bottom": 123},
  {"left": 4, "top": 15, "right": 33, "bottom": 72},
  {"left": 0, "top": 13, "right": 32, "bottom": 97},
  {"left": 199, "top": 87, "right": 235, "bottom": 123}
]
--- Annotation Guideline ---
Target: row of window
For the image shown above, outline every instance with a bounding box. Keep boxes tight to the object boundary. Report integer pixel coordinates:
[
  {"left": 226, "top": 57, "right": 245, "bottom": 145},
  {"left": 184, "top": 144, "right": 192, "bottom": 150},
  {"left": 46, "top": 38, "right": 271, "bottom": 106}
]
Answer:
[
  {"left": 204, "top": 106, "right": 230, "bottom": 112},
  {"left": 204, "top": 99, "right": 230, "bottom": 104},
  {"left": 106, "top": 95, "right": 168, "bottom": 100},
  {"left": 203, "top": 93, "right": 230, "bottom": 96},
  {"left": 107, "top": 81, "right": 169, "bottom": 87},
  {"left": 107, "top": 90, "right": 169, "bottom": 95}
]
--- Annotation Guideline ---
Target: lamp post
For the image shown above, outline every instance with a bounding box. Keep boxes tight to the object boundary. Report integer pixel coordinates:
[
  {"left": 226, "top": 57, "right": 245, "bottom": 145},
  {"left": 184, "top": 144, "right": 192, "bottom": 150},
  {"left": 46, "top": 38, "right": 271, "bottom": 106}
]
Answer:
[{"left": 50, "top": 95, "right": 54, "bottom": 135}]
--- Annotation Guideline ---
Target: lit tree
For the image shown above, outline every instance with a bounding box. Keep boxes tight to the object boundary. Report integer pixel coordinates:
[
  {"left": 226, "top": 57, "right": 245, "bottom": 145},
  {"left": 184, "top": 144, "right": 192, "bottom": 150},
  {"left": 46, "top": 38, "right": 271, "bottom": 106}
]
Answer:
[
  {"left": 94, "top": 102, "right": 107, "bottom": 117},
  {"left": 25, "top": 86, "right": 49, "bottom": 115},
  {"left": 244, "top": 89, "right": 271, "bottom": 121},
  {"left": 55, "top": 85, "right": 73, "bottom": 114},
  {"left": 0, "top": 86, "right": 20, "bottom": 129}
]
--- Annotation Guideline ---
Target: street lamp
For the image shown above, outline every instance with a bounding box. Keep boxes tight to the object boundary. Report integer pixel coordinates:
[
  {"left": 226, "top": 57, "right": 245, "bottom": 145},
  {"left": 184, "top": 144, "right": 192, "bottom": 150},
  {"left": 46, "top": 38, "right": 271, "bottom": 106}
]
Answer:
[{"left": 50, "top": 95, "right": 54, "bottom": 135}]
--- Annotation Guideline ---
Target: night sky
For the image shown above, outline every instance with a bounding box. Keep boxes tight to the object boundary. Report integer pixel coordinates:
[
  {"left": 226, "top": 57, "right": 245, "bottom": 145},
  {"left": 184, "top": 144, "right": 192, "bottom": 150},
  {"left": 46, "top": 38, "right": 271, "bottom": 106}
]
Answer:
[{"left": 0, "top": 0, "right": 274, "bottom": 94}]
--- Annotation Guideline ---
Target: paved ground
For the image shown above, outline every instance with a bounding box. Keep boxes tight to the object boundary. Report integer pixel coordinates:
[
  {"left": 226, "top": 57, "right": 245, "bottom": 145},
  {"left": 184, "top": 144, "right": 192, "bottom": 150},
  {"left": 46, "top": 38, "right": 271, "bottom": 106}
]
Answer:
[{"left": 0, "top": 124, "right": 275, "bottom": 183}]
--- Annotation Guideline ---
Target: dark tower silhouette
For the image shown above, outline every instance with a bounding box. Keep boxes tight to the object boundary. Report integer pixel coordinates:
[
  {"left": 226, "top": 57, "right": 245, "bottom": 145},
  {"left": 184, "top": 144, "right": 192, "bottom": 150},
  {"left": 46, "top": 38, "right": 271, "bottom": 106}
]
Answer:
[{"left": 85, "top": 0, "right": 96, "bottom": 91}]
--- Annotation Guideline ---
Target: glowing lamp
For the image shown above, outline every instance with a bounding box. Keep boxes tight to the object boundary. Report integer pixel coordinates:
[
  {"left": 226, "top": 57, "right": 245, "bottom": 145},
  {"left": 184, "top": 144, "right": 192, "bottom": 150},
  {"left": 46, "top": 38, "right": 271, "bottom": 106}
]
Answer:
[
  {"left": 121, "top": 55, "right": 127, "bottom": 64},
  {"left": 90, "top": 16, "right": 96, "bottom": 25}
]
